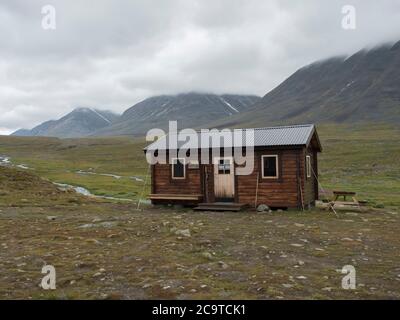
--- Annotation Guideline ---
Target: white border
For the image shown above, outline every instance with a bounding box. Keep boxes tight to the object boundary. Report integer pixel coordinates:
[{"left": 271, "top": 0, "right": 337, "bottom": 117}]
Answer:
[
  {"left": 306, "top": 155, "right": 311, "bottom": 178},
  {"left": 171, "top": 157, "right": 186, "bottom": 179},
  {"left": 261, "top": 155, "right": 279, "bottom": 179}
]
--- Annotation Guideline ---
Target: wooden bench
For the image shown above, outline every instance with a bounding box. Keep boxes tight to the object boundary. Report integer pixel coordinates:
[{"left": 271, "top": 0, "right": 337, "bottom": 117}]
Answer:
[{"left": 148, "top": 194, "right": 203, "bottom": 201}]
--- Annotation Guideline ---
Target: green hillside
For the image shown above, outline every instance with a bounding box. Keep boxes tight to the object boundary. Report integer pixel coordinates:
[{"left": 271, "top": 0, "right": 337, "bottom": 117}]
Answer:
[{"left": 0, "top": 123, "right": 399, "bottom": 207}]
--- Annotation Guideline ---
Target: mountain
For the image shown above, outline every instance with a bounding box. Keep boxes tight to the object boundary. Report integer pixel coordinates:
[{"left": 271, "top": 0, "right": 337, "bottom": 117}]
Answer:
[
  {"left": 12, "top": 41, "right": 400, "bottom": 137},
  {"left": 211, "top": 41, "right": 400, "bottom": 128},
  {"left": 92, "top": 93, "right": 261, "bottom": 136},
  {"left": 10, "top": 129, "right": 32, "bottom": 136},
  {"left": 12, "top": 108, "right": 119, "bottom": 138}
]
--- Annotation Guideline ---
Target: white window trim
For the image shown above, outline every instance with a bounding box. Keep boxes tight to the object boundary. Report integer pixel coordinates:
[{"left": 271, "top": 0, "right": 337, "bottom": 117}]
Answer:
[
  {"left": 171, "top": 158, "right": 186, "bottom": 179},
  {"left": 306, "top": 155, "right": 311, "bottom": 178},
  {"left": 214, "top": 157, "right": 234, "bottom": 175},
  {"left": 261, "top": 155, "right": 279, "bottom": 179}
]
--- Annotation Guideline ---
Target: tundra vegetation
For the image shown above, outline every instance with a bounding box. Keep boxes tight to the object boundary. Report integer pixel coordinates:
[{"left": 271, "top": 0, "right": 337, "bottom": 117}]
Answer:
[{"left": 0, "top": 123, "right": 399, "bottom": 299}]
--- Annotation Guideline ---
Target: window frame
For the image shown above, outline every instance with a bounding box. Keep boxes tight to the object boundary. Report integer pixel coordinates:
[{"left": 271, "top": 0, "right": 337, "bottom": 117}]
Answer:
[
  {"left": 217, "top": 158, "right": 232, "bottom": 175},
  {"left": 261, "top": 155, "right": 279, "bottom": 179},
  {"left": 306, "top": 155, "right": 311, "bottom": 179},
  {"left": 171, "top": 157, "right": 186, "bottom": 180}
]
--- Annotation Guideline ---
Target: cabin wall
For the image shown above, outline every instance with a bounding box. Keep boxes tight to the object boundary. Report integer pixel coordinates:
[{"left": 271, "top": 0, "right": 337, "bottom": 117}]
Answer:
[
  {"left": 152, "top": 163, "right": 202, "bottom": 195},
  {"left": 235, "top": 148, "right": 302, "bottom": 208},
  {"left": 299, "top": 146, "right": 318, "bottom": 207},
  {"left": 149, "top": 146, "right": 319, "bottom": 208}
]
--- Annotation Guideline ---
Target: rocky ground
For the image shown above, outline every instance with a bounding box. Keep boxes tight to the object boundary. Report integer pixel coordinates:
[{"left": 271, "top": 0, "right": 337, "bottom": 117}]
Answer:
[{"left": 0, "top": 203, "right": 399, "bottom": 299}]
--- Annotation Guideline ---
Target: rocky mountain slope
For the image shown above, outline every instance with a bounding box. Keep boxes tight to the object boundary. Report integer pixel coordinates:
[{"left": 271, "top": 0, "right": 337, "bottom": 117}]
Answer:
[
  {"left": 11, "top": 94, "right": 260, "bottom": 138},
  {"left": 12, "top": 108, "right": 119, "bottom": 138},
  {"left": 211, "top": 41, "right": 400, "bottom": 128},
  {"left": 92, "top": 93, "right": 261, "bottom": 136}
]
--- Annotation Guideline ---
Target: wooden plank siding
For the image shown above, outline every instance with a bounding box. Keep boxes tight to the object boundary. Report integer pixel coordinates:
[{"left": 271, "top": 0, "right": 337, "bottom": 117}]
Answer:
[
  {"left": 150, "top": 146, "right": 319, "bottom": 208},
  {"left": 235, "top": 149, "right": 302, "bottom": 208},
  {"left": 152, "top": 163, "right": 202, "bottom": 195}
]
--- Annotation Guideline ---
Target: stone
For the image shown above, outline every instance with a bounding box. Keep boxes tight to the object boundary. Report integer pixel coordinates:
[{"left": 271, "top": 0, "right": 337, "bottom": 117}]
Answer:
[
  {"left": 257, "top": 204, "right": 270, "bottom": 212},
  {"left": 78, "top": 223, "right": 95, "bottom": 229},
  {"left": 218, "top": 261, "right": 229, "bottom": 269},
  {"left": 175, "top": 229, "right": 191, "bottom": 237},
  {"left": 341, "top": 237, "right": 354, "bottom": 242},
  {"left": 100, "top": 221, "right": 117, "bottom": 228},
  {"left": 107, "top": 234, "right": 119, "bottom": 239},
  {"left": 85, "top": 239, "right": 101, "bottom": 245},
  {"left": 201, "top": 251, "right": 213, "bottom": 260},
  {"left": 290, "top": 243, "right": 304, "bottom": 247}
]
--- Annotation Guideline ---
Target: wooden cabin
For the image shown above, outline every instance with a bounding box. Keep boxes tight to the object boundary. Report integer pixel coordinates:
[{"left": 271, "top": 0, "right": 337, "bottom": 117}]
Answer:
[{"left": 144, "top": 124, "right": 322, "bottom": 210}]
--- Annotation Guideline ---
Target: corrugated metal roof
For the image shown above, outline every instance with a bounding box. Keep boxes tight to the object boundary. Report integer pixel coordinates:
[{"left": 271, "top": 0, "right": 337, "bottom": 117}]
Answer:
[{"left": 144, "top": 124, "right": 318, "bottom": 151}]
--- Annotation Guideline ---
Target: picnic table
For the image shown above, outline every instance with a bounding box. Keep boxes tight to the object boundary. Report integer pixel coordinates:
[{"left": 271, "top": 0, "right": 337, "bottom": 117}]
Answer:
[
  {"left": 327, "top": 191, "right": 361, "bottom": 214},
  {"left": 332, "top": 191, "right": 358, "bottom": 203}
]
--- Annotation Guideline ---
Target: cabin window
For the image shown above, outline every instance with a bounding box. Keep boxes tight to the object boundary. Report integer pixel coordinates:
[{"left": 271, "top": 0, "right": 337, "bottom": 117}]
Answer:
[
  {"left": 261, "top": 155, "right": 278, "bottom": 179},
  {"left": 306, "top": 155, "right": 311, "bottom": 178},
  {"left": 171, "top": 158, "right": 185, "bottom": 179},
  {"left": 218, "top": 159, "right": 231, "bottom": 174}
]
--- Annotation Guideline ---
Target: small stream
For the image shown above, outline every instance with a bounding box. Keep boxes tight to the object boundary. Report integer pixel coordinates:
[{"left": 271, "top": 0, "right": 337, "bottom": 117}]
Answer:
[
  {"left": 76, "top": 170, "right": 122, "bottom": 179},
  {"left": 76, "top": 169, "right": 144, "bottom": 182},
  {"left": 2, "top": 154, "right": 138, "bottom": 202},
  {"left": 53, "top": 182, "right": 134, "bottom": 202},
  {"left": 0, "top": 155, "right": 11, "bottom": 165},
  {"left": 0, "top": 155, "right": 31, "bottom": 169}
]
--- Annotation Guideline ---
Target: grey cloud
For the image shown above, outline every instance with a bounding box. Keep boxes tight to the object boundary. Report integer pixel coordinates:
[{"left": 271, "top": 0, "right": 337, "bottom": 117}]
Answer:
[{"left": 0, "top": 0, "right": 399, "bottom": 134}]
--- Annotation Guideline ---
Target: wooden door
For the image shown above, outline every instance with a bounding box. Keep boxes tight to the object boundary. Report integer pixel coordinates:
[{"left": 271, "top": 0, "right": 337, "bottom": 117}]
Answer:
[{"left": 214, "top": 157, "right": 234, "bottom": 202}]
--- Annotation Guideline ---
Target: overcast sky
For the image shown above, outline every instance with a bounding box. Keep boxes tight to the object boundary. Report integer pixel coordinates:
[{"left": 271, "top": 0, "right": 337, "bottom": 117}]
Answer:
[{"left": 0, "top": 0, "right": 399, "bottom": 134}]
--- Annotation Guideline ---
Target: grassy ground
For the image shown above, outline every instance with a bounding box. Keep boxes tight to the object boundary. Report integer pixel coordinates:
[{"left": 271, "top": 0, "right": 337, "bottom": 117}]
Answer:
[
  {"left": 0, "top": 123, "right": 399, "bottom": 299},
  {"left": 0, "top": 123, "right": 399, "bottom": 207},
  {"left": 0, "top": 203, "right": 399, "bottom": 299},
  {"left": 0, "top": 136, "right": 148, "bottom": 202},
  {"left": 0, "top": 166, "right": 92, "bottom": 207},
  {"left": 318, "top": 123, "right": 400, "bottom": 208}
]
